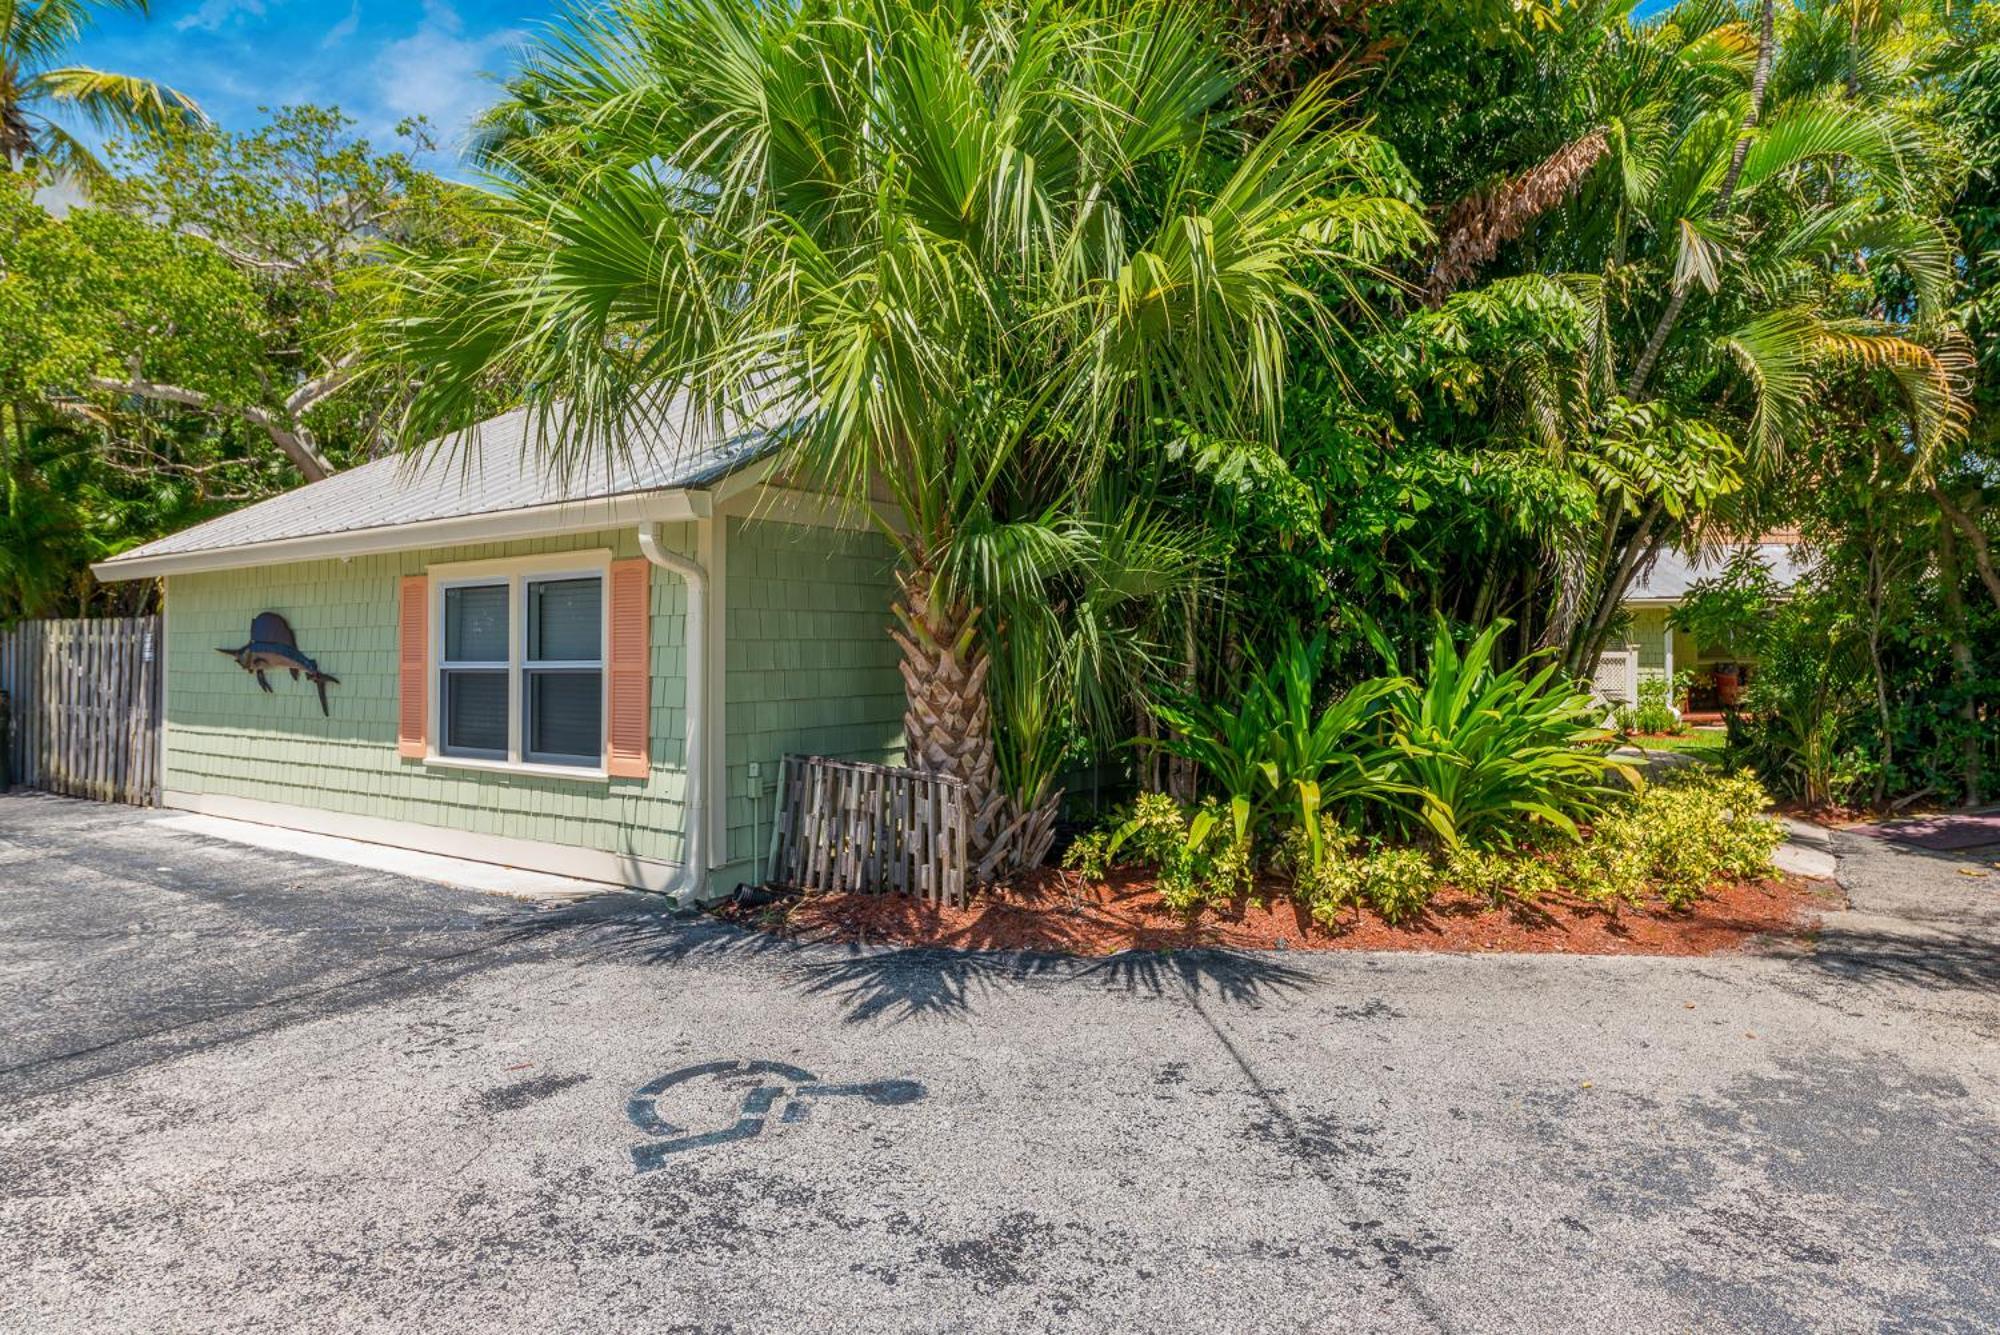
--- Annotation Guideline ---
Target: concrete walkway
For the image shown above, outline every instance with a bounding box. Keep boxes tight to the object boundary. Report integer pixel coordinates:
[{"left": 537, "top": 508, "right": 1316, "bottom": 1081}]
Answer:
[{"left": 1, "top": 793, "right": 1995, "bottom": 1332}]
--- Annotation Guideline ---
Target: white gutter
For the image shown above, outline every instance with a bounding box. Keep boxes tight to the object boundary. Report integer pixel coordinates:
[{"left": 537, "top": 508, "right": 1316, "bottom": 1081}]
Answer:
[{"left": 639, "top": 521, "right": 710, "bottom": 905}]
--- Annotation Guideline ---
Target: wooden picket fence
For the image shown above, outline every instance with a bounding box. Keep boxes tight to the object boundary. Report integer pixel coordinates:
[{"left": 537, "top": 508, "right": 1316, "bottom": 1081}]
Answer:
[
  {"left": 0, "top": 616, "right": 162, "bottom": 806},
  {"left": 768, "top": 754, "right": 970, "bottom": 907}
]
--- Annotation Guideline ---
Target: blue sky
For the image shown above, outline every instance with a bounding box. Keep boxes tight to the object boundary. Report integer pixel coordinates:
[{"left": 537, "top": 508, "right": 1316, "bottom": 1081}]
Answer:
[
  {"left": 69, "top": 0, "right": 1684, "bottom": 178},
  {"left": 67, "top": 1, "right": 559, "bottom": 174}
]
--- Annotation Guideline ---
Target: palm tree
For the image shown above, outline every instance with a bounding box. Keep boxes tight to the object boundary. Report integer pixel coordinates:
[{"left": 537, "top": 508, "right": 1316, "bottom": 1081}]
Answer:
[
  {"left": 375, "top": 0, "right": 1427, "bottom": 873},
  {"left": 2, "top": 0, "right": 201, "bottom": 180},
  {"left": 1413, "top": 0, "right": 1968, "bottom": 673}
]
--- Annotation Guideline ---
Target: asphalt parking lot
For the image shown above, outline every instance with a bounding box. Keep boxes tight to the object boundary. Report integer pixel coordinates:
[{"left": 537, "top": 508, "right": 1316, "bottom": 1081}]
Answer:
[{"left": 2, "top": 793, "right": 1996, "bottom": 1332}]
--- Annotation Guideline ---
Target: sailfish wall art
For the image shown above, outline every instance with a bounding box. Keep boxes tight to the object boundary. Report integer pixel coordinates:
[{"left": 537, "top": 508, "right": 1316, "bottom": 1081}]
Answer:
[{"left": 218, "top": 611, "right": 340, "bottom": 716}]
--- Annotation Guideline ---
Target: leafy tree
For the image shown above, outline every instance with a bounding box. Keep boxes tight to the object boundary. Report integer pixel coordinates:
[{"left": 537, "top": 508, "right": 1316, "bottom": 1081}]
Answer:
[
  {"left": 374, "top": 0, "right": 1430, "bottom": 873},
  {"left": 1304, "top": 0, "right": 1973, "bottom": 681},
  {"left": 0, "top": 0, "right": 198, "bottom": 181},
  {"left": 86, "top": 107, "right": 501, "bottom": 479},
  {"left": 0, "top": 107, "right": 502, "bottom": 616}
]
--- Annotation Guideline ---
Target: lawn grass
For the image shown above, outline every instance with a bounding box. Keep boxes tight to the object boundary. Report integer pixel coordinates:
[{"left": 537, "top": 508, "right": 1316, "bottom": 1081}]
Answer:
[{"left": 1623, "top": 730, "right": 1728, "bottom": 767}]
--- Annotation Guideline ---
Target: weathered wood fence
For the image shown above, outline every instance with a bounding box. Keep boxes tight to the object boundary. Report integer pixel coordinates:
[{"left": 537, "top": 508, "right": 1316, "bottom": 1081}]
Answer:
[
  {"left": 0, "top": 616, "right": 162, "bottom": 806},
  {"left": 768, "top": 754, "right": 969, "bottom": 906}
]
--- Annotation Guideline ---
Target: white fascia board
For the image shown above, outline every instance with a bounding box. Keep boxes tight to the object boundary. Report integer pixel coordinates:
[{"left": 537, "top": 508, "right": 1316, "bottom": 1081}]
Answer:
[{"left": 92, "top": 489, "right": 703, "bottom": 582}]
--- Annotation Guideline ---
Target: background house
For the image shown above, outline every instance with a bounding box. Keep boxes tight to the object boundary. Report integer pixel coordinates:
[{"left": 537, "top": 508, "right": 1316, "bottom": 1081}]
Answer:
[
  {"left": 92, "top": 408, "right": 907, "bottom": 902},
  {"left": 1594, "top": 535, "right": 1807, "bottom": 717}
]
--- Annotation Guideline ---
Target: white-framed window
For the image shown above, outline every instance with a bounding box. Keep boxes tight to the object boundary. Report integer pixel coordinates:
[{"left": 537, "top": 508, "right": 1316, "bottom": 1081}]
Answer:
[{"left": 429, "top": 550, "right": 611, "bottom": 777}]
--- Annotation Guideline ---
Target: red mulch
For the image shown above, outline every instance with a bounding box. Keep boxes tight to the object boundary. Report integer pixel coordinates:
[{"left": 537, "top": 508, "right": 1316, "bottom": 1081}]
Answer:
[{"left": 720, "top": 868, "right": 1840, "bottom": 958}]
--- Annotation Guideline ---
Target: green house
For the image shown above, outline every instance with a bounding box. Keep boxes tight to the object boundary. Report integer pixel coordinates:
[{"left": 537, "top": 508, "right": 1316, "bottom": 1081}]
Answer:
[{"left": 92, "top": 408, "right": 906, "bottom": 902}]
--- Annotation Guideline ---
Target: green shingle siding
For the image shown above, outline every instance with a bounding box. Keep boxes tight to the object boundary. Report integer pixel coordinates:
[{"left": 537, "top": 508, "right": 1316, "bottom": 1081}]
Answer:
[
  {"left": 720, "top": 518, "right": 904, "bottom": 883},
  {"left": 1629, "top": 606, "right": 1670, "bottom": 681},
  {"left": 162, "top": 516, "right": 907, "bottom": 889},
  {"left": 164, "top": 526, "right": 694, "bottom": 867}
]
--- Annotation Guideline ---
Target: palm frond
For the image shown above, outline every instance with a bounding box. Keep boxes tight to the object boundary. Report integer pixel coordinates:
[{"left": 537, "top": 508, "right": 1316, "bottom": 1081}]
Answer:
[
  {"left": 1813, "top": 322, "right": 1974, "bottom": 473},
  {"left": 1719, "top": 307, "right": 1819, "bottom": 459},
  {"left": 26, "top": 65, "right": 202, "bottom": 137}
]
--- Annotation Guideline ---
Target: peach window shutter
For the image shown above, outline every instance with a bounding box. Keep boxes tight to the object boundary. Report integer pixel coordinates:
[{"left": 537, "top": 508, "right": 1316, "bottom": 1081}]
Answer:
[
  {"left": 606, "top": 558, "right": 651, "bottom": 778},
  {"left": 397, "top": 575, "right": 429, "bottom": 759}
]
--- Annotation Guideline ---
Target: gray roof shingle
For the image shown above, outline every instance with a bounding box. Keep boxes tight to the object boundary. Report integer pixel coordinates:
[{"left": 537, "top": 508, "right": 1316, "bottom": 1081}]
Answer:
[
  {"left": 102, "top": 398, "right": 781, "bottom": 567},
  {"left": 1626, "top": 542, "right": 1807, "bottom": 601}
]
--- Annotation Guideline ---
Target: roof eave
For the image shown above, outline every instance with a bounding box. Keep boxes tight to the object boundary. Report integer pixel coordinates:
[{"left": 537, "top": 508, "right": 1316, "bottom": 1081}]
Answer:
[{"left": 92, "top": 486, "right": 712, "bottom": 583}]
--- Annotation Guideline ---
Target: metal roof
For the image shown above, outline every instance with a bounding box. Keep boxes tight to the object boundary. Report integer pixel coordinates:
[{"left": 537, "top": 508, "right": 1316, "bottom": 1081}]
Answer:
[
  {"left": 99, "top": 397, "right": 782, "bottom": 572},
  {"left": 1626, "top": 541, "right": 1808, "bottom": 602}
]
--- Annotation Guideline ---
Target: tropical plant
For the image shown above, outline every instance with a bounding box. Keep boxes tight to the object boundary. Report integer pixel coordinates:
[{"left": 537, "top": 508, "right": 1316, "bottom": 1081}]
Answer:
[
  {"left": 374, "top": 0, "right": 1430, "bottom": 875},
  {"left": 1356, "top": 845, "right": 1438, "bottom": 923},
  {"left": 0, "top": 0, "right": 198, "bottom": 182},
  {"left": 1150, "top": 630, "right": 1406, "bottom": 864},
  {"left": 0, "top": 111, "right": 500, "bottom": 617},
  {"left": 1378, "top": 620, "right": 1630, "bottom": 849},
  {"left": 1584, "top": 769, "right": 1782, "bottom": 909},
  {"left": 1268, "top": 0, "right": 1973, "bottom": 686},
  {"left": 1062, "top": 791, "right": 1252, "bottom": 914},
  {"left": 1616, "top": 676, "right": 1686, "bottom": 737}
]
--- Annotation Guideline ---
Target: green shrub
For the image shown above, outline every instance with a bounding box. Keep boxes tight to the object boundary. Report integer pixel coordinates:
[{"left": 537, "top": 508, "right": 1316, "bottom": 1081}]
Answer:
[
  {"left": 1442, "top": 847, "right": 1511, "bottom": 905},
  {"left": 1616, "top": 677, "right": 1686, "bottom": 736},
  {"left": 1063, "top": 793, "right": 1253, "bottom": 914},
  {"left": 1061, "top": 829, "right": 1116, "bottom": 882},
  {"left": 1279, "top": 817, "right": 1365, "bottom": 925},
  {"left": 1444, "top": 844, "right": 1572, "bottom": 905},
  {"left": 1281, "top": 823, "right": 1439, "bottom": 926},
  {"left": 1063, "top": 761, "right": 1781, "bottom": 927},
  {"left": 1584, "top": 771, "right": 1782, "bottom": 909},
  {"left": 1560, "top": 821, "right": 1651, "bottom": 907},
  {"left": 1359, "top": 847, "right": 1439, "bottom": 923},
  {"left": 1379, "top": 620, "right": 1634, "bottom": 849},
  {"left": 1151, "top": 631, "right": 1405, "bottom": 865}
]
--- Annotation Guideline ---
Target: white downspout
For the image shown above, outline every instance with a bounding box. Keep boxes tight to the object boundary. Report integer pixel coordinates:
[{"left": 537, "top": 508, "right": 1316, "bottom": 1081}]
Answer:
[{"left": 639, "top": 521, "right": 709, "bottom": 905}]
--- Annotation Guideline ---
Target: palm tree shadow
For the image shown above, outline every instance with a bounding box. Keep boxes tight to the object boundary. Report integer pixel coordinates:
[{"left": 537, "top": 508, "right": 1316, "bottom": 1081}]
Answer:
[
  {"left": 789, "top": 945, "right": 1314, "bottom": 1024},
  {"left": 1808, "top": 926, "right": 2000, "bottom": 994},
  {"left": 494, "top": 895, "right": 1317, "bottom": 1024}
]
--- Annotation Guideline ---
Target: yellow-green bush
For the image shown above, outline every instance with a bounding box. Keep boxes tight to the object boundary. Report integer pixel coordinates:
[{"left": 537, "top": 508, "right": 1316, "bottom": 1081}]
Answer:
[
  {"left": 1062, "top": 771, "right": 1780, "bottom": 924},
  {"left": 1602, "top": 770, "right": 1782, "bottom": 908},
  {"left": 1062, "top": 792, "right": 1253, "bottom": 915},
  {"left": 1560, "top": 826, "right": 1651, "bottom": 907},
  {"left": 1277, "top": 818, "right": 1366, "bottom": 926},
  {"left": 1361, "top": 848, "right": 1439, "bottom": 923},
  {"left": 1284, "top": 833, "right": 1440, "bottom": 926}
]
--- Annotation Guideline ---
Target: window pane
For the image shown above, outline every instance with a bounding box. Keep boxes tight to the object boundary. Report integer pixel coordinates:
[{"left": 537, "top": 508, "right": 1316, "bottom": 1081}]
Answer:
[
  {"left": 526, "top": 670, "right": 602, "bottom": 764},
  {"left": 445, "top": 584, "right": 508, "bottom": 663},
  {"left": 528, "top": 577, "right": 601, "bottom": 663},
  {"left": 443, "top": 669, "right": 508, "bottom": 754}
]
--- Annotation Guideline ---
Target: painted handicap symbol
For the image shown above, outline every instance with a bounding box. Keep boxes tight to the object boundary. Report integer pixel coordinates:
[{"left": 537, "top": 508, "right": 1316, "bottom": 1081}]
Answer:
[{"left": 627, "top": 1059, "right": 925, "bottom": 1171}]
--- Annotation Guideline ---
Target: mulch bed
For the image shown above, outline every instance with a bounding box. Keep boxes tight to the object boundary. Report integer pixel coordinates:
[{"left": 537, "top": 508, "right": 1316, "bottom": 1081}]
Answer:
[{"left": 719, "top": 868, "right": 1839, "bottom": 958}]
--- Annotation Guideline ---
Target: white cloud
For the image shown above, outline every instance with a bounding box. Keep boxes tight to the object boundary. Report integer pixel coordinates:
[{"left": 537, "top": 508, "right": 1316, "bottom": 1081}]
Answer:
[
  {"left": 322, "top": 1, "right": 361, "bottom": 48},
  {"left": 175, "top": 0, "right": 268, "bottom": 33},
  {"left": 373, "top": 1, "right": 523, "bottom": 151}
]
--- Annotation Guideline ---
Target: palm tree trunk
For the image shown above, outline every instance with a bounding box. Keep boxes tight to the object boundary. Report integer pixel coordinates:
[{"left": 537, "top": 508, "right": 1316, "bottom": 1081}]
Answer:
[
  {"left": 1864, "top": 538, "right": 1894, "bottom": 809},
  {"left": 888, "top": 572, "right": 1017, "bottom": 872},
  {"left": 1567, "top": 497, "right": 1664, "bottom": 675}
]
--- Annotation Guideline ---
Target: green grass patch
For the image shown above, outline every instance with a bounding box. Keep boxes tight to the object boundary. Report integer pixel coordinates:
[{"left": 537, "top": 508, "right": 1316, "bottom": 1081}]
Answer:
[{"left": 1625, "top": 731, "right": 1727, "bottom": 767}]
